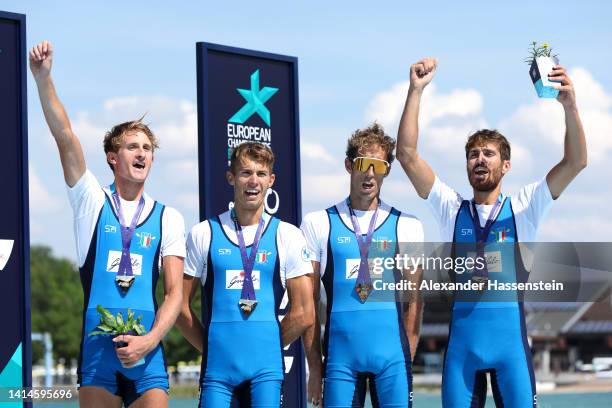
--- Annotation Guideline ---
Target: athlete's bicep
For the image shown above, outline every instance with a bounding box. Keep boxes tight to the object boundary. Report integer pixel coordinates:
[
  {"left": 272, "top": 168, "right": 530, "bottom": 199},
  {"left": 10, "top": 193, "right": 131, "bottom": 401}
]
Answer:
[
  {"left": 162, "top": 255, "right": 184, "bottom": 296},
  {"left": 182, "top": 273, "right": 201, "bottom": 305},
  {"left": 286, "top": 275, "right": 315, "bottom": 314}
]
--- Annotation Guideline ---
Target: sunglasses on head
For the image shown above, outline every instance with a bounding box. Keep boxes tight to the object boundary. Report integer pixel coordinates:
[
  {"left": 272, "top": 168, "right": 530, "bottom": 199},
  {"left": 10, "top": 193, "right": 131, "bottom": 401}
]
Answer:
[{"left": 352, "top": 157, "right": 390, "bottom": 175}]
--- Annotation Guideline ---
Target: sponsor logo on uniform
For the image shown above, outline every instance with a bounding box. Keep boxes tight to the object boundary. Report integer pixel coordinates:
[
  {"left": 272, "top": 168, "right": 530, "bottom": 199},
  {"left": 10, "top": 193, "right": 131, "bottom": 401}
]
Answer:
[
  {"left": 0, "top": 239, "right": 15, "bottom": 271},
  {"left": 226, "top": 270, "right": 261, "bottom": 290},
  {"left": 491, "top": 228, "right": 511, "bottom": 242},
  {"left": 301, "top": 246, "right": 311, "bottom": 262},
  {"left": 461, "top": 228, "right": 473, "bottom": 236},
  {"left": 136, "top": 232, "right": 156, "bottom": 249},
  {"left": 467, "top": 251, "right": 502, "bottom": 273},
  {"left": 337, "top": 236, "right": 351, "bottom": 244},
  {"left": 106, "top": 251, "right": 143, "bottom": 275},
  {"left": 218, "top": 248, "right": 232, "bottom": 256},
  {"left": 346, "top": 258, "right": 382, "bottom": 279},
  {"left": 256, "top": 250, "right": 271, "bottom": 264},
  {"left": 345, "top": 259, "right": 360, "bottom": 279},
  {"left": 104, "top": 225, "right": 117, "bottom": 234}
]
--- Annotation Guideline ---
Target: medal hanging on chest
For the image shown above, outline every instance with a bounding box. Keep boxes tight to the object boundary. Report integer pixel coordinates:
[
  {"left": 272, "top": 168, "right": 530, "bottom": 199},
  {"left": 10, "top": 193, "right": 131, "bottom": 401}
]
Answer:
[
  {"left": 470, "top": 196, "right": 503, "bottom": 285},
  {"left": 233, "top": 210, "right": 266, "bottom": 316},
  {"left": 112, "top": 190, "right": 145, "bottom": 293},
  {"left": 347, "top": 198, "right": 379, "bottom": 303}
]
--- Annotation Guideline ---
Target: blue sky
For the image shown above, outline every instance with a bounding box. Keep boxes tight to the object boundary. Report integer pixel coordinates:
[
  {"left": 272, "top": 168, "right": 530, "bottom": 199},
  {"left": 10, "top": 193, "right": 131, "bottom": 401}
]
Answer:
[{"left": 3, "top": 1, "right": 611, "bottom": 261}]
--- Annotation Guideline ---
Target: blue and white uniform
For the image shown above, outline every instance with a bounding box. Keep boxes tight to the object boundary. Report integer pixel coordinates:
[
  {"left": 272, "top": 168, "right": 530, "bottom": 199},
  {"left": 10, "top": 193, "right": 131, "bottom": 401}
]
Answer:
[
  {"left": 301, "top": 200, "right": 423, "bottom": 408},
  {"left": 427, "top": 177, "right": 553, "bottom": 407},
  {"left": 185, "top": 211, "right": 312, "bottom": 407},
  {"left": 68, "top": 170, "right": 185, "bottom": 405}
]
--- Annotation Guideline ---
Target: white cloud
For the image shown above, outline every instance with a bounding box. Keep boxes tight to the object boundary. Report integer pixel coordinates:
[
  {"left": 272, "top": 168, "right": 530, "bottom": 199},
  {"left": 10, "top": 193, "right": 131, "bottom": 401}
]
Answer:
[
  {"left": 499, "top": 67, "right": 612, "bottom": 163},
  {"left": 301, "top": 172, "right": 348, "bottom": 209},
  {"left": 301, "top": 141, "right": 336, "bottom": 164},
  {"left": 28, "top": 166, "right": 62, "bottom": 215},
  {"left": 156, "top": 159, "right": 199, "bottom": 187},
  {"left": 71, "top": 95, "right": 198, "bottom": 159},
  {"left": 365, "top": 81, "right": 484, "bottom": 134}
]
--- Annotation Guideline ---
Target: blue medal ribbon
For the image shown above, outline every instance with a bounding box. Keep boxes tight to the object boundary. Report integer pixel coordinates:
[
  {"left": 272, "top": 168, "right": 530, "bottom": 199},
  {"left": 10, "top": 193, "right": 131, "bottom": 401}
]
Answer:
[
  {"left": 232, "top": 209, "right": 266, "bottom": 314},
  {"left": 346, "top": 197, "right": 379, "bottom": 302},
  {"left": 470, "top": 195, "right": 504, "bottom": 283},
  {"left": 111, "top": 189, "right": 145, "bottom": 291}
]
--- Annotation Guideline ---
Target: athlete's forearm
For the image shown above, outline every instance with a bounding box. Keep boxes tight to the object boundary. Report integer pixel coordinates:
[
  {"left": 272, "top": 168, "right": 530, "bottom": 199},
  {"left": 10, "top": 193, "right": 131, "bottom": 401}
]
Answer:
[
  {"left": 562, "top": 105, "right": 587, "bottom": 171},
  {"left": 302, "top": 309, "right": 323, "bottom": 376},
  {"left": 397, "top": 86, "right": 436, "bottom": 199},
  {"left": 175, "top": 305, "right": 205, "bottom": 353},
  {"left": 546, "top": 105, "right": 588, "bottom": 199},
  {"left": 175, "top": 274, "right": 204, "bottom": 353},
  {"left": 281, "top": 275, "right": 315, "bottom": 346},
  {"left": 405, "top": 299, "right": 423, "bottom": 362},
  {"left": 281, "top": 306, "right": 313, "bottom": 347},
  {"left": 404, "top": 267, "right": 423, "bottom": 361},
  {"left": 34, "top": 76, "right": 85, "bottom": 186},
  {"left": 146, "top": 256, "right": 184, "bottom": 351},
  {"left": 397, "top": 86, "right": 423, "bottom": 163},
  {"left": 147, "top": 280, "right": 183, "bottom": 349},
  {"left": 35, "top": 76, "right": 72, "bottom": 139}
]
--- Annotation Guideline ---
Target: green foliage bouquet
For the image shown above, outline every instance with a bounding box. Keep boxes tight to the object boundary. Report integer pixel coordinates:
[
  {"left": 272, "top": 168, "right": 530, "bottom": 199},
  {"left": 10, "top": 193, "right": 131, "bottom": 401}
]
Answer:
[
  {"left": 90, "top": 305, "right": 147, "bottom": 368},
  {"left": 89, "top": 305, "right": 147, "bottom": 338}
]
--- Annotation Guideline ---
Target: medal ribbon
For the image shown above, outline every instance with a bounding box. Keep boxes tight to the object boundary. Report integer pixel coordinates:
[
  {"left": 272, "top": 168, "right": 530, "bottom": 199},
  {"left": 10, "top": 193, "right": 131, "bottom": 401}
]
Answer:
[
  {"left": 111, "top": 189, "right": 145, "bottom": 278},
  {"left": 346, "top": 198, "right": 379, "bottom": 294},
  {"left": 232, "top": 209, "right": 266, "bottom": 302},
  {"left": 470, "top": 196, "right": 503, "bottom": 280}
]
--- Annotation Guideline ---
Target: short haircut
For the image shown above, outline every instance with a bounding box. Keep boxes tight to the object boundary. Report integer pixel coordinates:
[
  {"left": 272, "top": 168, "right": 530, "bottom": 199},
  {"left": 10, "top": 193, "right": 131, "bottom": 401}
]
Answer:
[
  {"left": 229, "top": 142, "right": 275, "bottom": 173},
  {"left": 346, "top": 122, "right": 396, "bottom": 163},
  {"left": 465, "top": 129, "right": 511, "bottom": 161},
  {"left": 103, "top": 117, "right": 159, "bottom": 170}
]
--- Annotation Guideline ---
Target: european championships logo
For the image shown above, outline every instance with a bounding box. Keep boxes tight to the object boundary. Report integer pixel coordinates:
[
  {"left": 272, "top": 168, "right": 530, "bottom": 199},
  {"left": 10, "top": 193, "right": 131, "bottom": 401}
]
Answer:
[{"left": 226, "top": 69, "right": 278, "bottom": 164}]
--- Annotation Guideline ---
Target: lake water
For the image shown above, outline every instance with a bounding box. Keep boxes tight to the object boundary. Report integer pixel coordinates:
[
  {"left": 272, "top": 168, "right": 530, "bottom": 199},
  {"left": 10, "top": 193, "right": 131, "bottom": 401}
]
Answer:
[{"left": 34, "top": 392, "right": 612, "bottom": 407}]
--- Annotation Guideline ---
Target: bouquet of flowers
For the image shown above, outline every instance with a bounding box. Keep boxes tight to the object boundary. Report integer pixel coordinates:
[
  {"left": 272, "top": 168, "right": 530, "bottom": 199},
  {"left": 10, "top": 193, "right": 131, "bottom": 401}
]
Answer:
[{"left": 526, "top": 41, "right": 560, "bottom": 98}]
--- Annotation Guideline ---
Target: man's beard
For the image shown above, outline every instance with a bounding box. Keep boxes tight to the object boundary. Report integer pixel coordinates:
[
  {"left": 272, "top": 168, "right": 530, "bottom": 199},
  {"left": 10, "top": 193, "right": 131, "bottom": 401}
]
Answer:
[{"left": 468, "top": 165, "right": 504, "bottom": 192}]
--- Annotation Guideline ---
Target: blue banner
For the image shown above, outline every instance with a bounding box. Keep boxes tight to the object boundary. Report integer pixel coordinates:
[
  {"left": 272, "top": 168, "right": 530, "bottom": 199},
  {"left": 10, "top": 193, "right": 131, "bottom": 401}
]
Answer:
[
  {"left": 196, "top": 42, "right": 304, "bottom": 407},
  {"left": 0, "top": 10, "right": 31, "bottom": 408}
]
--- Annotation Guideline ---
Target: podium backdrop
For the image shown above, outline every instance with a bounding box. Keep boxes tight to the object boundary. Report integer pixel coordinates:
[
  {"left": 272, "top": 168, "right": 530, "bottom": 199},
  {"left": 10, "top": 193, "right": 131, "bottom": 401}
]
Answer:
[
  {"left": 0, "top": 10, "right": 31, "bottom": 408},
  {"left": 196, "top": 42, "right": 304, "bottom": 407}
]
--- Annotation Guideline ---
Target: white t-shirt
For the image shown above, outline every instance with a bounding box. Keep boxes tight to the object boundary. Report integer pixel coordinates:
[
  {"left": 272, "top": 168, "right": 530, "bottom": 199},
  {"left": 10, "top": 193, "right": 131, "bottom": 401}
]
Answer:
[
  {"left": 67, "top": 169, "right": 186, "bottom": 268},
  {"left": 184, "top": 211, "right": 313, "bottom": 288},
  {"left": 426, "top": 176, "right": 554, "bottom": 242},
  {"left": 300, "top": 200, "right": 425, "bottom": 276}
]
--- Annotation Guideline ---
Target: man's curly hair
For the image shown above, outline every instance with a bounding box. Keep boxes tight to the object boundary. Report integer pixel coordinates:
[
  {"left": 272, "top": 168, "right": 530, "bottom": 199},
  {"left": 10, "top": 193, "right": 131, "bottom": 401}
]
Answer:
[{"left": 346, "top": 122, "right": 396, "bottom": 163}]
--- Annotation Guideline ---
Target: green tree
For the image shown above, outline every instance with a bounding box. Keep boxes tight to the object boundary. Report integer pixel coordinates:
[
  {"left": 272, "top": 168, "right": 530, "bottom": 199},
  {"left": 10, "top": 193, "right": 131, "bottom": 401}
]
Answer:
[{"left": 30, "top": 246, "right": 83, "bottom": 365}]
